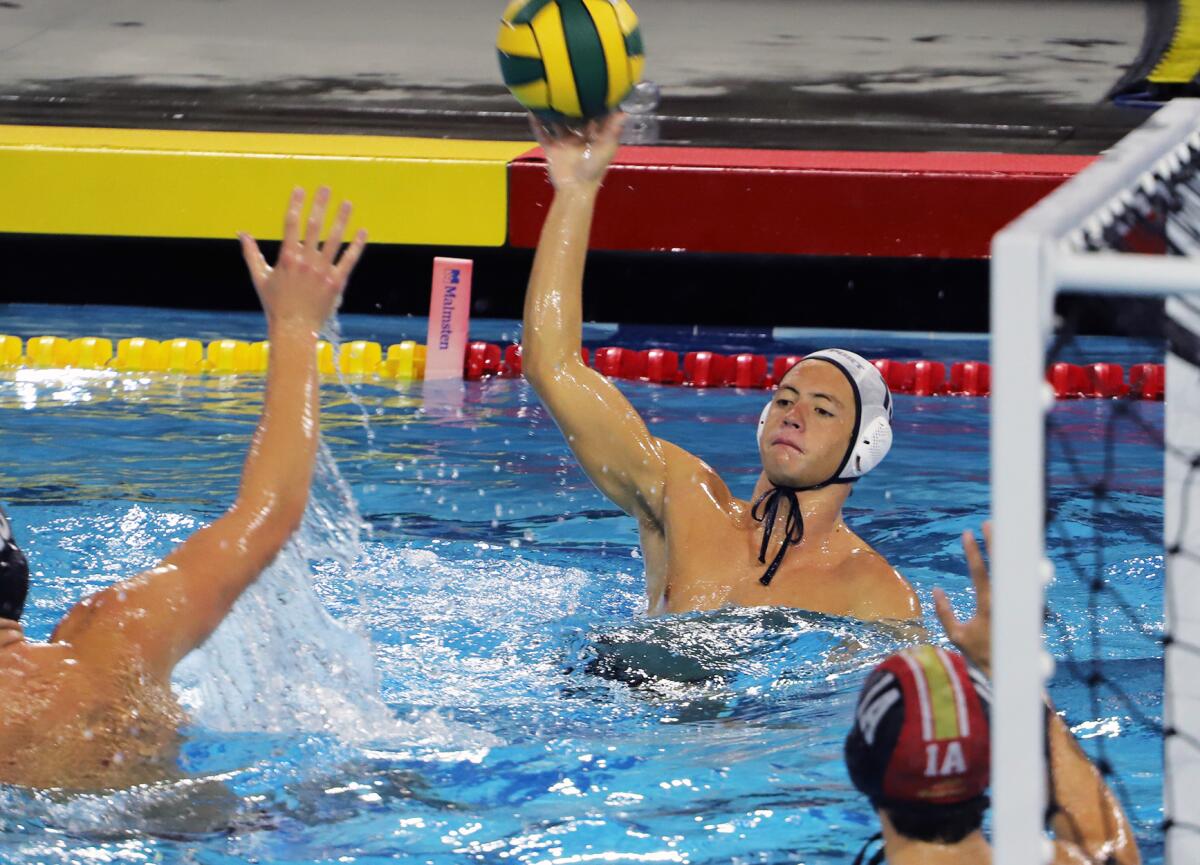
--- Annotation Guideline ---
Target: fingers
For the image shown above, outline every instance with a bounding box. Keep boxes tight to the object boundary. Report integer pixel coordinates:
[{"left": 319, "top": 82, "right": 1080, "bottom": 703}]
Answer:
[
  {"left": 304, "top": 186, "right": 331, "bottom": 250},
  {"left": 530, "top": 113, "right": 554, "bottom": 148},
  {"left": 964, "top": 527, "right": 993, "bottom": 618},
  {"left": 600, "top": 111, "right": 626, "bottom": 141},
  {"left": 322, "top": 200, "right": 352, "bottom": 265},
  {"left": 282, "top": 187, "right": 305, "bottom": 251},
  {"left": 933, "top": 587, "right": 960, "bottom": 635},
  {"left": 238, "top": 232, "right": 270, "bottom": 290},
  {"left": 334, "top": 229, "right": 368, "bottom": 284},
  {"left": 962, "top": 529, "right": 987, "bottom": 588}
]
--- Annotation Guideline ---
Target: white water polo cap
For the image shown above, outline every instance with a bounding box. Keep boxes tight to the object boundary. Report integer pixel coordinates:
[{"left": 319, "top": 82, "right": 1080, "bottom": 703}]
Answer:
[{"left": 757, "top": 348, "right": 894, "bottom": 482}]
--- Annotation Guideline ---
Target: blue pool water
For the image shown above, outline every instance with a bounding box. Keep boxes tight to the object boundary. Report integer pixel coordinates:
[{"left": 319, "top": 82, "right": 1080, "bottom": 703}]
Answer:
[{"left": 0, "top": 304, "right": 1165, "bottom": 864}]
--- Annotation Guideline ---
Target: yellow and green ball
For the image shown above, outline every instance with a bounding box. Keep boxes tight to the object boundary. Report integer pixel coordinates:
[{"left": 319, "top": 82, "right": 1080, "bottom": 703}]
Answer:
[{"left": 497, "top": 0, "right": 645, "bottom": 120}]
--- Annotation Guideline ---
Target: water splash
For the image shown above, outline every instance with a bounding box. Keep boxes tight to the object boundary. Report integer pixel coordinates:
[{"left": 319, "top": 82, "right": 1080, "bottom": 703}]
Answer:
[{"left": 173, "top": 441, "right": 485, "bottom": 750}]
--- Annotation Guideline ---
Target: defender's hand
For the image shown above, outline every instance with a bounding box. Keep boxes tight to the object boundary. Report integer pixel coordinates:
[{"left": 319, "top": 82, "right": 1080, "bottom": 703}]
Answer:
[
  {"left": 238, "top": 186, "right": 368, "bottom": 330},
  {"left": 934, "top": 523, "right": 993, "bottom": 677},
  {"left": 532, "top": 112, "right": 625, "bottom": 190}
]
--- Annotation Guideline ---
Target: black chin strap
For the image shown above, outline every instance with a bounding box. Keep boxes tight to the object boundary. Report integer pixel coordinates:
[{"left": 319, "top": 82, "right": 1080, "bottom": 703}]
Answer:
[
  {"left": 752, "top": 485, "right": 804, "bottom": 586},
  {"left": 852, "top": 832, "right": 886, "bottom": 865},
  {"left": 752, "top": 478, "right": 858, "bottom": 586}
]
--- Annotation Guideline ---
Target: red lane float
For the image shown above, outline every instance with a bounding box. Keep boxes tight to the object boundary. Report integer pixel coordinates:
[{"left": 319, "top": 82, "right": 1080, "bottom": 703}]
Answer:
[
  {"left": 1087, "top": 363, "right": 1129, "bottom": 398},
  {"left": 644, "top": 349, "right": 682, "bottom": 384},
  {"left": 465, "top": 341, "right": 502, "bottom": 380},
  {"left": 873, "top": 359, "right": 915, "bottom": 394},
  {"left": 683, "top": 351, "right": 733, "bottom": 387},
  {"left": 948, "top": 362, "right": 991, "bottom": 396},
  {"left": 502, "top": 343, "right": 523, "bottom": 377},
  {"left": 1130, "top": 363, "right": 1166, "bottom": 400},
  {"left": 462, "top": 342, "right": 1163, "bottom": 400},
  {"left": 911, "top": 361, "right": 946, "bottom": 397},
  {"left": 1049, "top": 363, "right": 1090, "bottom": 399},
  {"left": 732, "top": 354, "right": 768, "bottom": 389},
  {"left": 771, "top": 355, "right": 804, "bottom": 385}
]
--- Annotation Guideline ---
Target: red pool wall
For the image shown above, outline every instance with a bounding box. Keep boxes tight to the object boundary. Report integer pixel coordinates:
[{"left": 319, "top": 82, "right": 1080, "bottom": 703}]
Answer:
[{"left": 508, "top": 148, "right": 1095, "bottom": 258}]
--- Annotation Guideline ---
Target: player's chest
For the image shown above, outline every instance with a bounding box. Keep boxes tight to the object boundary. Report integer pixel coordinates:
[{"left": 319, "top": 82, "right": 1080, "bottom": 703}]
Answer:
[{"left": 661, "top": 516, "right": 848, "bottom": 613}]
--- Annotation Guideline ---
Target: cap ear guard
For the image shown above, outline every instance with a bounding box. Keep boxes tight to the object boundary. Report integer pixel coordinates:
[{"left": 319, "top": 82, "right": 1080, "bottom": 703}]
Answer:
[
  {"left": 845, "top": 414, "right": 893, "bottom": 479},
  {"left": 756, "top": 400, "right": 772, "bottom": 446}
]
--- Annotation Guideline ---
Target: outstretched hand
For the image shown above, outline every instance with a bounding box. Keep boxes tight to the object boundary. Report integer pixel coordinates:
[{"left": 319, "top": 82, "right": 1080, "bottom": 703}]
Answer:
[
  {"left": 238, "top": 187, "right": 368, "bottom": 330},
  {"left": 531, "top": 112, "right": 625, "bottom": 190},
  {"left": 934, "top": 523, "right": 993, "bottom": 677}
]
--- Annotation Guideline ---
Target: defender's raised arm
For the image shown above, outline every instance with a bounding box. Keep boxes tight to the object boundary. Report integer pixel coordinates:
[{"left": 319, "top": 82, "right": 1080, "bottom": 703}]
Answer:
[
  {"left": 521, "top": 115, "right": 667, "bottom": 527},
  {"left": 52, "top": 187, "right": 367, "bottom": 682},
  {"left": 935, "top": 526, "right": 1140, "bottom": 865}
]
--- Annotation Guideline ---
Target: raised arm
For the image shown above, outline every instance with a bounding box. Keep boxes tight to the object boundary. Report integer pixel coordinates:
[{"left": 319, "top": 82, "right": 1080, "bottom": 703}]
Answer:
[
  {"left": 53, "top": 187, "right": 367, "bottom": 682},
  {"left": 522, "top": 114, "right": 667, "bottom": 526},
  {"left": 934, "top": 526, "right": 1141, "bottom": 865}
]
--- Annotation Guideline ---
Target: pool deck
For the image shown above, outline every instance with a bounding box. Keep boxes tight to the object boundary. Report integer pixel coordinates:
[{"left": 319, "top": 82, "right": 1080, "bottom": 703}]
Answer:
[
  {"left": 0, "top": 0, "right": 1146, "bottom": 151},
  {"left": 0, "top": 0, "right": 1155, "bottom": 257}
]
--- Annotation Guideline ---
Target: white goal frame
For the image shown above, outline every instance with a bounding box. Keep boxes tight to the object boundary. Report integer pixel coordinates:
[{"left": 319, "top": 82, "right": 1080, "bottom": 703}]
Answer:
[{"left": 991, "top": 98, "right": 1200, "bottom": 865}]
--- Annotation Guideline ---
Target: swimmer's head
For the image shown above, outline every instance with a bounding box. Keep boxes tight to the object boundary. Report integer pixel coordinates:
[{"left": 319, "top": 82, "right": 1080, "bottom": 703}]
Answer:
[
  {"left": 845, "top": 646, "right": 991, "bottom": 821},
  {"left": 0, "top": 505, "right": 29, "bottom": 623},
  {"left": 757, "top": 349, "right": 893, "bottom": 489}
]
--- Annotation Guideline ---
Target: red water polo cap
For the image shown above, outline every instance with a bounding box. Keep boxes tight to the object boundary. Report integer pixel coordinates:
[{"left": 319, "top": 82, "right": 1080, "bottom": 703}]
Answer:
[{"left": 845, "top": 646, "right": 991, "bottom": 808}]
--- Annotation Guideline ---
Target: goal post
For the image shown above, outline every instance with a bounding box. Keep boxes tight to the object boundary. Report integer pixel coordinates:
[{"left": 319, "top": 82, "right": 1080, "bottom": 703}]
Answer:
[{"left": 990, "top": 98, "right": 1200, "bottom": 865}]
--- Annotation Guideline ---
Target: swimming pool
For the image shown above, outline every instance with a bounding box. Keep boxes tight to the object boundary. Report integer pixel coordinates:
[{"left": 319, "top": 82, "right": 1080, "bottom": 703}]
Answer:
[{"left": 0, "top": 304, "right": 1164, "bottom": 864}]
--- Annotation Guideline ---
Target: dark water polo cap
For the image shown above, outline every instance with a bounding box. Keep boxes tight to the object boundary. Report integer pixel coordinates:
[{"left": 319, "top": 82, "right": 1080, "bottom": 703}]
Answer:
[
  {"left": 845, "top": 645, "right": 991, "bottom": 809},
  {"left": 0, "top": 504, "right": 29, "bottom": 622}
]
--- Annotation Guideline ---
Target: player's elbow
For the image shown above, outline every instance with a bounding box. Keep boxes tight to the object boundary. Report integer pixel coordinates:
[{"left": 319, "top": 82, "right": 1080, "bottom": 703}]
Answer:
[
  {"left": 522, "top": 352, "right": 561, "bottom": 390},
  {"left": 523, "top": 348, "right": 584, "bottom": 390},
  {"left": 231, "top": 494, "right": 307, "bottom": 551},
  {"left": 521, "top": 343, "right": 555, "bottom": 384}
]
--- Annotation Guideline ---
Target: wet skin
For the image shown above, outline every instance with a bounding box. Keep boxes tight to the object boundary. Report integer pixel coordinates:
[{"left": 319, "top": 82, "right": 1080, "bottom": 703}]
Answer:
[
  {"left": 521, "top": 115, "right": 918, "bottom": 622},
  {"left": 0, "top": 635, "right": 184, "bottom": 789},
  {"left": 0, "top": 187, "right": 366, "bottom": 790},
  {"left": 641, "top": 360, "right": 918, "bottom": 618}
]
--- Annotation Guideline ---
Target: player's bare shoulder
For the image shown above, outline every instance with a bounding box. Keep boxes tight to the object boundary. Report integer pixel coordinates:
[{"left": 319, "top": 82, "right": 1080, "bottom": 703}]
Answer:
[
  {"left": 658, "top": 439, "right": 739, "bottom": 510},
  {"left": 837, "top": 531, "right": 921, "bottom": 621}
]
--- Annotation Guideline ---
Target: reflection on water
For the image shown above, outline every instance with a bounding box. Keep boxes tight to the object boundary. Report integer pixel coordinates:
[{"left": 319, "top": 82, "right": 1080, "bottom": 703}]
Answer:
[{"left": 0, "top": 354, "right": 1166, "bottom": 864}]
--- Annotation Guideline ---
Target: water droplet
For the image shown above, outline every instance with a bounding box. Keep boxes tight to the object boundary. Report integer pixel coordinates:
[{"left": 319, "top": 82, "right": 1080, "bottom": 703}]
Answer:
[{"left": 624, "top": 80, "right": 662, "bottom": 114}]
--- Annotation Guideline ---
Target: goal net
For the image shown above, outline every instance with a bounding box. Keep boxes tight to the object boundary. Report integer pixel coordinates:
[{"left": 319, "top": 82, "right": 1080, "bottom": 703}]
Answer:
[{"left": 991, "top": 99, "right": 1200, "bottom": 865}]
